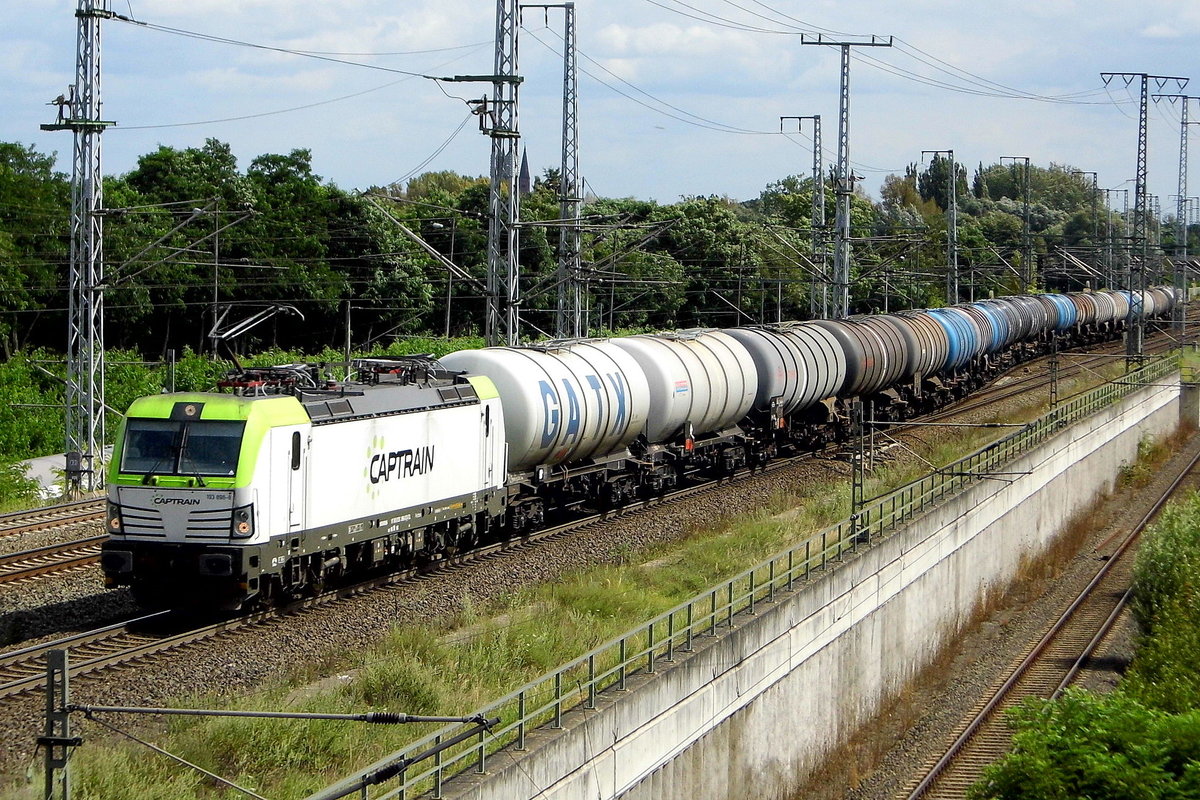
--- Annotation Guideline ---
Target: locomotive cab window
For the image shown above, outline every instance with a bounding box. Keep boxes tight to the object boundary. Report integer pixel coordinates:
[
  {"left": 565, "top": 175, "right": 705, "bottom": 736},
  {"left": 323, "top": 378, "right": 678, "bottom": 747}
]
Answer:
[{"left": 122, "top": 419, "right": 246, "bottom": 477}]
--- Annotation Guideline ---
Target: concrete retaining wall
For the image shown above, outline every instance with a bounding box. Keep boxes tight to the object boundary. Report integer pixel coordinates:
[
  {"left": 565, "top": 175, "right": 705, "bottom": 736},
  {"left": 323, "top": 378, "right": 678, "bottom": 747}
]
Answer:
[{"left": 446, "top": 376, "right": 1184, "bottom": 800}]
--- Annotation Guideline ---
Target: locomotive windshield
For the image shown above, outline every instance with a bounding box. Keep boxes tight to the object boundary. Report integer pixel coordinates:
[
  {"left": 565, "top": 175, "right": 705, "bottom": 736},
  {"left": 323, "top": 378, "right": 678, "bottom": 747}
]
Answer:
[{"left": 121, "top": 419, "right": 245, "bottom": 477}]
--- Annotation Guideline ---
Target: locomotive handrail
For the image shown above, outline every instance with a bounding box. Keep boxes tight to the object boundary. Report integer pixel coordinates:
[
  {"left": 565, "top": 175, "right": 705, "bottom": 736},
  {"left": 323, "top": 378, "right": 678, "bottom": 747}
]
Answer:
[{"left": 307, "top": 353, "right": 1180, "bottom": 800}]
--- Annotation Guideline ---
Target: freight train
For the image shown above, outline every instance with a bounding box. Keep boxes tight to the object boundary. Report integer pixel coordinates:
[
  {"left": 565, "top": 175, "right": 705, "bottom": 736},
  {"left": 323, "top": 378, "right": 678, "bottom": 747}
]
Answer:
[{"left": 101, "top": 288, "right": 1178, "bottom": 609}]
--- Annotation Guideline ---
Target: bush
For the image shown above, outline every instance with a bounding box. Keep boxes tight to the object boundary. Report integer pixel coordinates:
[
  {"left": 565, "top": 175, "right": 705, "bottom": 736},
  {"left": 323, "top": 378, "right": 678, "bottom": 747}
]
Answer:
[
  {"left": 1131, "top": 490, "right": 1200, "bottom": 635},
  {"left": 971, "top": 691, "right": 1200, "bottom": 800},
  {"left": 0, "top": 460, "right": 42, "bottom": 508}
]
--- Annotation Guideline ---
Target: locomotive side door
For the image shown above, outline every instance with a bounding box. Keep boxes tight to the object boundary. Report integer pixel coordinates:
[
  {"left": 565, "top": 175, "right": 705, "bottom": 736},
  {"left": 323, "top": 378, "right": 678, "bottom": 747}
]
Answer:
[
  {"left": 482, "top": 404, "right": 495, "bottom": 487},
  {"left": 287, "top": 428, "right": 305, "bottom": 531}
]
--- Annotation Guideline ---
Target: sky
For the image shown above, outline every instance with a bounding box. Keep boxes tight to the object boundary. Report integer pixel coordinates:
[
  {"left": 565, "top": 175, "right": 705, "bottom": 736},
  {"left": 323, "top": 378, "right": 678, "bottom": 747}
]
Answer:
[{"left": 4, "top": 0, "right": 1199, "bottom": 212}]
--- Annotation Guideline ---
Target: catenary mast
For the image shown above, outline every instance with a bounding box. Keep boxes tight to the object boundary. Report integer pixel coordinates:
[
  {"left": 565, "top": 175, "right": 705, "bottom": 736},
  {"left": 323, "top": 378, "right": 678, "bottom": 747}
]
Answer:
[{"left": 42, "top": 0, "right": 116, "bottom": 495}]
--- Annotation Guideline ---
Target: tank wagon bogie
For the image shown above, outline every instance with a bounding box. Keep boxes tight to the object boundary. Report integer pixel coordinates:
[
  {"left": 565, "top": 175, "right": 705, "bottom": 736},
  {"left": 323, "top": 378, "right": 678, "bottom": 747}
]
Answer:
[{"left": 101, "top": 288, "right": 1180, "bottom": 610}]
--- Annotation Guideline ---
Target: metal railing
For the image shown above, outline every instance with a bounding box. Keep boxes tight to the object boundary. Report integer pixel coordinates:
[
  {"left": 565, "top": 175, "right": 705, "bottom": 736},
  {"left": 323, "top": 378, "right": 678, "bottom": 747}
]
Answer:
[{"left": 316, "top": 355, "right": 1179, "bottom": 800}]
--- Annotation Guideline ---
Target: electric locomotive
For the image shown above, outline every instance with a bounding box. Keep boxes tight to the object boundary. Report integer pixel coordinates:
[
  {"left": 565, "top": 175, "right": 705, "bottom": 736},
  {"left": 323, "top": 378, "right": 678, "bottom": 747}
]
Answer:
[{"left": 101, "top": 358, "right": 506, "bottom": 609}]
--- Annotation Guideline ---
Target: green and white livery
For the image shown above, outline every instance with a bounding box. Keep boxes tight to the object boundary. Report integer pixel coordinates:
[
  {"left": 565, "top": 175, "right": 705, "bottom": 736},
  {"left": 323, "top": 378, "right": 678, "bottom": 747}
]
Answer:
[{"left": 102, "top": 360, "right": 507, "bottom": 609}]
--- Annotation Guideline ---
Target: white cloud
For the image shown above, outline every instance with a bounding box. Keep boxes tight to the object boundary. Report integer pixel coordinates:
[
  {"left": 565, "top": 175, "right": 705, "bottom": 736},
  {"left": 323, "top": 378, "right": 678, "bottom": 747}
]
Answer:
[
  {"left": 6, "top": 0, "right": 1195, "bottom": 205},
  {"left": 1141, "top": 23, "right": 1182, "bottom": 38},
  {"left": 593, "top": 21, "right": 779, "bottom": 85}
]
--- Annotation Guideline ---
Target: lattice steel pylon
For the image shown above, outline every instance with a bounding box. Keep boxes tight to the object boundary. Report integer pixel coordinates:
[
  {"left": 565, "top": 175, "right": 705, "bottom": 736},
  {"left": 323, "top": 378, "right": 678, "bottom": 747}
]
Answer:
[
  {"left": 801, "top": 35, "right": 892, "bottom": 319},
  {"left": 923, "top": 149, "right": 959, "bottom": 304},
  {"left": 781, "top": 114, "right": 827, "bottom": 318},
  {"left": 833, "top": 43, "right": 852, "bottom": 319},
  {"left": 810, "top": 115, "right": 827, "bottom": 319},
  {"left": 1001, "top": 155, "right": 1032, "bottom": 288},
  {"left": 554, "top": 3, "right": 582, "bottom": 338},
  {"left": 1103, "top": 72, "right": 1188, "bottom": 362},
  {"left": 485, "top": 0, "right": 522, "bottom": 346},
  {"left": 42, "top": 0, "right": 115, "bottom": 495},
  {"left": 1152, "top": 93, "right": 1199, "bottom": 337}
]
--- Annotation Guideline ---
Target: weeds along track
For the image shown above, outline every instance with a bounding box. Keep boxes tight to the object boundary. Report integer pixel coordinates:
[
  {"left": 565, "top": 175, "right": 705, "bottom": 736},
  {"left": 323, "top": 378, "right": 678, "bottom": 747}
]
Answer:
[{"left": 895, "top": 447, "right": 1200, "bottom": 800}]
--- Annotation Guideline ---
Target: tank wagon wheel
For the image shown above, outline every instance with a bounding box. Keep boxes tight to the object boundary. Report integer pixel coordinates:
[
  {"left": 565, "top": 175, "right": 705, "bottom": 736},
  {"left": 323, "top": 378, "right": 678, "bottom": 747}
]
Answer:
[
  {"left": 306, "top": 569, "right": 326, "bottom": 598},
  {"left": 507, "top": 499, "right": 545, "bottom": 536}
]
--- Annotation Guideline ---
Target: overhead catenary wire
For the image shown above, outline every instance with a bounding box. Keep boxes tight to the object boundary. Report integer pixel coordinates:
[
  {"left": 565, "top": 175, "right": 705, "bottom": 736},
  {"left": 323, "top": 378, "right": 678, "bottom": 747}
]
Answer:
[
  {"left": 108, "top": 14, "right": 490, "bottom": 130},
  {"left": 115, "top": 16, "right": 462, "bottom": 79},
  {"left": 386, "top": 113, "right": 476, "bottom": 187},
  {"left": 639, "top": 0, "right": 1136, "bottom": 106}
]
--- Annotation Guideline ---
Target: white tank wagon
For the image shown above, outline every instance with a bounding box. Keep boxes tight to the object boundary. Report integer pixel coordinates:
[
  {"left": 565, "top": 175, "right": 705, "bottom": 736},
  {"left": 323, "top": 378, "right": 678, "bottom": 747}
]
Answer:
[
  {"left": 610, "top": 330, "right": 757, "bottom": 440},
  {"left": 439, "top": 341, "right": 650, "bottom": 472}
]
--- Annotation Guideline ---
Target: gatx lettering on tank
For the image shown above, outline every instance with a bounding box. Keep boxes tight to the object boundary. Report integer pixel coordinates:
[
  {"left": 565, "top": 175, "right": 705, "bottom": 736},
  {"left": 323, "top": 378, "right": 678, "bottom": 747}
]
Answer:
[
  {"left": 369, "top": 446, "right": 436, "bottom": 483},
  {"left": 538, "top": 372, "right": 629, "bottom": 448}
]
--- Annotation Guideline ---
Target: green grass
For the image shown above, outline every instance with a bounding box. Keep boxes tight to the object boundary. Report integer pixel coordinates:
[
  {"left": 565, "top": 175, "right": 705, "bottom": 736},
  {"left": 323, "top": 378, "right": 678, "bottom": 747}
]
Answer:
[{"left": 7, "top": 355, "right": 1179, "bottom": 800}]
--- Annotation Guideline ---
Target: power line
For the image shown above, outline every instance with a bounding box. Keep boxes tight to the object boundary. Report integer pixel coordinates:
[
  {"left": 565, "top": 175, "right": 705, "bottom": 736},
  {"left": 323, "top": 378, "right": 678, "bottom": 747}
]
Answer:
[
  {"left": 641, "top": 0, "right": 1137, "bottom": 106},
  {"left": 114, "top": 16, "right": 462, "bottom": 79},
  {"left": 386, "top": 113, "right": 475, "bottom": 186},
  {"left": 117, "top": 76, "right": 423, "bottom": 131}
]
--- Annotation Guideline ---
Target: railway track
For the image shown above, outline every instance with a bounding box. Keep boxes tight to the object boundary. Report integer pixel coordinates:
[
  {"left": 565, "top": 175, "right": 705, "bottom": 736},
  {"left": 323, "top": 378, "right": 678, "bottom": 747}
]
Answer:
[
  {"left": 0, "top": 536, "right": 105, "bottom": 584},
  {"left": 0, "top": 462, "right": 768, "bottom": 705},
  {"left": 896, "top": 443, "right": 1200, "bottom": 800},
  {"left": 0, "top": 612, "right": 180, "bottom": 696},
  {"left": 0, "top": 498, "right": 104, "bottom": 540}
]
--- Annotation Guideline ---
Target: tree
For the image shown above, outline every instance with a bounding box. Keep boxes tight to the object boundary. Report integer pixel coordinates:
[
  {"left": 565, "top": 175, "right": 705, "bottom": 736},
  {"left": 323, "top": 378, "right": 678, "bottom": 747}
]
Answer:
[
  {"left": 0, "top": 142, "right": 69, "bottom": 356},
  {"left": 972, "top": 162, "right": 988, "bottom": 199},
  {"left": 916, "top": 155, "right": 968, "bottom": 212}
]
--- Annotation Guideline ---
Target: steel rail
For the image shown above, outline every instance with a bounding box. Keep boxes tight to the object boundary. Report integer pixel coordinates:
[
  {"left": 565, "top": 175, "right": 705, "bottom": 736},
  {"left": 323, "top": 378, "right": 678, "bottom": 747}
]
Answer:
[
  {"left": 0, "top": 536, "right": 105, "bottom": 584},
  {"left": 0, "top": 499, "right": 104, "bottom": 539},
  {"left": 901, "top": 444, "right": 1200, "bottom": 799}
]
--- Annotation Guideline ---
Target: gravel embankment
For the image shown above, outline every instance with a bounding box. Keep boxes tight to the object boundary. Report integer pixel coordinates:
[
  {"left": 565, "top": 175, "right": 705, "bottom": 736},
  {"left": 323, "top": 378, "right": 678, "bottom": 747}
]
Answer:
[
  {"left": 0, "top": 453, "right": 850, "bottom": 777},
  {"left": 0, "top": 520, "right": 142, "bottom": 649}
]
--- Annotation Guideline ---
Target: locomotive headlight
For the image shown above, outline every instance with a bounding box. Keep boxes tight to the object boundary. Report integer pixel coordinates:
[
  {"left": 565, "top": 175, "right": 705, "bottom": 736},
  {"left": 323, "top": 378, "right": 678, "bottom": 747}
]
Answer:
[
  {"left": 230, "top": 503, "right": 255, "bottom": 538},
  {"left": 106, "top": 502, "right": 123, "bottom": 535}
]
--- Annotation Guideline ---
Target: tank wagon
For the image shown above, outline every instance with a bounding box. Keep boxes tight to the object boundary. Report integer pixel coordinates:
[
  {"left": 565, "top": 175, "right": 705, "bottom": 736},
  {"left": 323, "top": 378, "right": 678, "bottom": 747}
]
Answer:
[{"left": 101, "top": 289, "right": 1179, "bottom": 610}]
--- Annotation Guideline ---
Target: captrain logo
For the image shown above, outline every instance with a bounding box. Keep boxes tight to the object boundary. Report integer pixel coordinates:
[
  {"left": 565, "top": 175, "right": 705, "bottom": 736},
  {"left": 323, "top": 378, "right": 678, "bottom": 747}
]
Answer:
[{"left": 363, "top": 435, "right": 436, "bottom": 497}]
